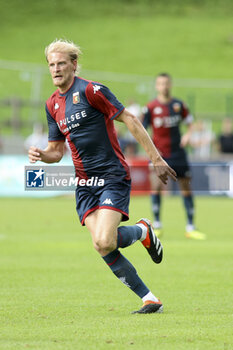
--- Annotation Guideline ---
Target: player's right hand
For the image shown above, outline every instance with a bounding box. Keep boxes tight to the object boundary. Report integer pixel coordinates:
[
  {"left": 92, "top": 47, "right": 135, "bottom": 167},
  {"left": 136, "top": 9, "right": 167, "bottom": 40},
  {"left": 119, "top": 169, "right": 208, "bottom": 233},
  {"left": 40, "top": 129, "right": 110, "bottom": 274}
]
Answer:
[{"left": 28, "top": 146, "right": 42, "bottom": 163}]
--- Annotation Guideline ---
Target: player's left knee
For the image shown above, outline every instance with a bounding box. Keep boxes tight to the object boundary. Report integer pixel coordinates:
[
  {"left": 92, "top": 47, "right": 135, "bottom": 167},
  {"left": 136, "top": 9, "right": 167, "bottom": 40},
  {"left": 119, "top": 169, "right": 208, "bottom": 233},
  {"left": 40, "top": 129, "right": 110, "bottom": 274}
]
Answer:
[{"left": 93, "top": 235, "right": 117, "bottom": 255}]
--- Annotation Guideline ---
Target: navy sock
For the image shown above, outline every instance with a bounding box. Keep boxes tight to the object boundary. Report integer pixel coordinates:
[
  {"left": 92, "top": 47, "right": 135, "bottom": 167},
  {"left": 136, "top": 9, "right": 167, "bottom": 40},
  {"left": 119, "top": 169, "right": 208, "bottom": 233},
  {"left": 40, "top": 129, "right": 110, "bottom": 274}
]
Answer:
[
  {"left": 117, "top": 225, "right": 142, "bottom": 248},
  {"left": 183, "top": 195, "right": 194, "bottom": 225},
  {"left": 102, "top": 249, "right": 149, "bottom": 298},
  {"left": 151, "top": 194, "right": 161, "bottom": 222}
]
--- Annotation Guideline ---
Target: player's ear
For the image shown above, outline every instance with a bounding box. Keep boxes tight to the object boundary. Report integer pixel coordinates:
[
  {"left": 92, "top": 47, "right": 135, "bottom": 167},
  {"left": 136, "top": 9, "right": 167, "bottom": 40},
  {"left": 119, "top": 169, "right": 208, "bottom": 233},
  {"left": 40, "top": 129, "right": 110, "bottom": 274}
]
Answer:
[{"left": 72, "top": 59, "right": 77, "bottom": 72}]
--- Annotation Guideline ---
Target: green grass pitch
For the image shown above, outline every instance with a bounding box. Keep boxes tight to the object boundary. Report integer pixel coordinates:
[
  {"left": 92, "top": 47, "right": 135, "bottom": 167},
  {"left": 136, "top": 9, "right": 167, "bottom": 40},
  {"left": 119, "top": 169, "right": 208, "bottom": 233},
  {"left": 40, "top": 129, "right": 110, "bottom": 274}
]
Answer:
[{"left": 0, "top": 195, "right": 232, "bottom": 350}]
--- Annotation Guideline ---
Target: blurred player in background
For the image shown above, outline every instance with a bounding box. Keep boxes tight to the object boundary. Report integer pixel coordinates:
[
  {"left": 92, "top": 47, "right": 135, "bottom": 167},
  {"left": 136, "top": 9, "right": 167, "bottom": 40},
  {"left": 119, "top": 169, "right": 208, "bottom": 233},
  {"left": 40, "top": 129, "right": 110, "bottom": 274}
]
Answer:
[
  {"left": 142, "top": 73, "right": 206, "bottom": 240},
  {"left": 28, "top": 39, "right": 177, "bottom": 314},
  {"left": 24, "top": 123, "right": 48, "bottom": 151}
]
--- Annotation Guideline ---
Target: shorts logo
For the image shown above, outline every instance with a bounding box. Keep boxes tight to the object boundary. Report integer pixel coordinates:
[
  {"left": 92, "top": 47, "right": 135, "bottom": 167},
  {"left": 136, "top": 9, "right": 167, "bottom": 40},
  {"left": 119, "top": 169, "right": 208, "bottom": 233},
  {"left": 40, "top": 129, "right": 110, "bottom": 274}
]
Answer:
[
  {"left": 26, "top": 169, "right": 45, "bottom": 188},
  {"left": 73, "top": 92, "right": 80, "bottom": 104},
  {"left": 93, "top": 85, "right": 101, "bottom": 94},
  {"left": 102, "top": 198, "right": 113, "bottom": 205}
]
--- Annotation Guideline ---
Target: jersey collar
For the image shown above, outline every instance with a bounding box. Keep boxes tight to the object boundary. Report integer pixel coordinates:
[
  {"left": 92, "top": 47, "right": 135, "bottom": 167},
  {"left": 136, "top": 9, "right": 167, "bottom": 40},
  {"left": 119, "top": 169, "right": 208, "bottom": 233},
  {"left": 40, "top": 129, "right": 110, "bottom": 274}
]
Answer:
[{"left": 58, "top": 76, "right": 76, "bottom": 97}]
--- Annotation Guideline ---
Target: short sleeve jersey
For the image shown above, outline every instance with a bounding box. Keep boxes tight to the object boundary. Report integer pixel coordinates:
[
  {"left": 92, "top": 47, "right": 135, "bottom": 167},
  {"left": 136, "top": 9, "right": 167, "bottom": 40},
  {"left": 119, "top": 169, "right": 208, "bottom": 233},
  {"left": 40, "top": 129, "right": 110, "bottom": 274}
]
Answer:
[
  {"left": 46, "top": 77, "right": 130, "bottom": 180},
  {"left": 142, "top": 98, "right": 193, "bottom": 158}
]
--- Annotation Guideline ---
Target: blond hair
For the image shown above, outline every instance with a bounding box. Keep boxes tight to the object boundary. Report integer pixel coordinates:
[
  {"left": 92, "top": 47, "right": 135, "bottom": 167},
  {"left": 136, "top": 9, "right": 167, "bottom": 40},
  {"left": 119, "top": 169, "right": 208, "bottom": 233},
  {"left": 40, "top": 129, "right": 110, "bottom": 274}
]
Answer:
[{"left": 45, "top": 39, "right": 82, "bottom": 74}]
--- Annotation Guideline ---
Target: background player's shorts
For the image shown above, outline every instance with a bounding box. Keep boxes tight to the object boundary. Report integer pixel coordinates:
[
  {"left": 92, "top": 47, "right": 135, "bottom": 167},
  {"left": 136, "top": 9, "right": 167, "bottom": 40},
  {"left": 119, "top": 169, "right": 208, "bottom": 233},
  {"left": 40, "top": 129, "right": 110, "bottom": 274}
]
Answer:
[
  {"left": 164, "top": 149, "right": 191, "bottom": 178},
  {"left": 75, "top": 179, "right": 131, "bottom": 225}
]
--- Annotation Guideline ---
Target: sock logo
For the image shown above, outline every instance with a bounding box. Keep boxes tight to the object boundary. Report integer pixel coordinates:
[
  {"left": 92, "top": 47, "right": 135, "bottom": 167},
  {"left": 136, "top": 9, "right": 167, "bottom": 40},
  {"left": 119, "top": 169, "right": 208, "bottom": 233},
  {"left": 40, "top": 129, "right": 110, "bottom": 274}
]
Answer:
[
  {"left": 102, "top": 198, "right": 113, "bottom": 205},
  {"left": 119, "top": 276, "right": 131, "bottom": 288}
]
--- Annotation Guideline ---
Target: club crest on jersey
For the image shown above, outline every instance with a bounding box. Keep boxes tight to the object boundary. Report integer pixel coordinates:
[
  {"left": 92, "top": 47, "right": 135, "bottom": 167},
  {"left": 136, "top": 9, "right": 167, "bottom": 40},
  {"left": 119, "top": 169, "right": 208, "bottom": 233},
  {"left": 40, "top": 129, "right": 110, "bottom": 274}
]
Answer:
[
  {"left": 73, "top": 92, "right": 80, "bottom": 104},
  {"left": 54, "top": 103, "right": 59, "bottom": 110},
  {"left": 173, "top": 103, "right": 181, "bottom": 113},
  {"left": 93, "top": 85, "right": 101, "bottom": 94},
  {"left": 153, "top": 107, "right": 163, "bottom": 114}
]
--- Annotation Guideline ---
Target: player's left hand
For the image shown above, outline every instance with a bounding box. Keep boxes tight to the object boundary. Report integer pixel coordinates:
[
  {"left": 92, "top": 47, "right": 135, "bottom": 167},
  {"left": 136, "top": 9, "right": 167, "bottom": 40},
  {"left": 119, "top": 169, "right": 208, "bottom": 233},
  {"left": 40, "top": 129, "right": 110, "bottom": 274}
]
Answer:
[
  {"left": 153, "top": 158, "right": 177, "bottom": 185},
  {"left": 180, "top": 133, "right": 191, "bottom": 148}
]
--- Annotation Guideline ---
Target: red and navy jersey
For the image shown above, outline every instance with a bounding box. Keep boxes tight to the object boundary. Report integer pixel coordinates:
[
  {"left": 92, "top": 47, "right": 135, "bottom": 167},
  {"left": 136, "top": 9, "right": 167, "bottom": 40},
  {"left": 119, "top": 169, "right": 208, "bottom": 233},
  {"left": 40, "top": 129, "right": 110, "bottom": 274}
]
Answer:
[
  {"left": 46, "top": 76, "right": 130, "bottom": 180},
  {"left": 142, "top": 98, "right": 193, "bottom": 158}
]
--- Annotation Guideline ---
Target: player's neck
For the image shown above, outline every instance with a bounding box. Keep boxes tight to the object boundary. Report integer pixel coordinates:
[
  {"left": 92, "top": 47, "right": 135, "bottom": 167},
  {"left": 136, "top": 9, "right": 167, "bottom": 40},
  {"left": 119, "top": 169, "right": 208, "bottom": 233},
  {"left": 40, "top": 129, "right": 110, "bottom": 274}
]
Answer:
[
  {"left": 157, "top": 95, "right": 171, "bottom": 105},
  {"left": 58, "top": 76, "right": 75, "bottom": 94}
]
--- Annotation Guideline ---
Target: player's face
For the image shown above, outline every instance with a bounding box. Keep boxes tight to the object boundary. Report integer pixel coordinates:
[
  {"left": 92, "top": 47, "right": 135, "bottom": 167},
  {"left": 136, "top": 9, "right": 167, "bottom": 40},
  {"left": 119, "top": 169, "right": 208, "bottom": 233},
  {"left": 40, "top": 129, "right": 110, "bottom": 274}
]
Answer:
[
  {"left": 155, "top": 76, "right": 172, "bottom": 97},
  {"left": 47, "top": 52, "right": 77, "bottom": 92}
]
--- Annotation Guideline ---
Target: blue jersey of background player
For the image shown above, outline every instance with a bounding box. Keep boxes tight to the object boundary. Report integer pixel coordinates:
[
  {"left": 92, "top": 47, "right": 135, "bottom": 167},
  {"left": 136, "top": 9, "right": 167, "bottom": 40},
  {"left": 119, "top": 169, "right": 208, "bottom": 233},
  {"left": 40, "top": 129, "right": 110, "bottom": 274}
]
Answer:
[
  {"left": 142, "top": 72, "right": 206, "bottom": 240},
  {"left": 28, "top": 39, "right": 177, "bottom": 314}
]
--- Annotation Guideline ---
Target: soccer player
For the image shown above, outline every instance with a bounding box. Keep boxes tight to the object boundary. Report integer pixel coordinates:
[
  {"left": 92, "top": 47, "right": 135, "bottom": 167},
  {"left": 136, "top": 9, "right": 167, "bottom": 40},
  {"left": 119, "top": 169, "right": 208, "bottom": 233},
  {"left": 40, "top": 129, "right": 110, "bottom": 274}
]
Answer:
[
  {"left": 28, "top": 39, "right": 177, "bottom": 314},
  {"left": 142, "top": 73, "right": 206, "bottom": 240}
]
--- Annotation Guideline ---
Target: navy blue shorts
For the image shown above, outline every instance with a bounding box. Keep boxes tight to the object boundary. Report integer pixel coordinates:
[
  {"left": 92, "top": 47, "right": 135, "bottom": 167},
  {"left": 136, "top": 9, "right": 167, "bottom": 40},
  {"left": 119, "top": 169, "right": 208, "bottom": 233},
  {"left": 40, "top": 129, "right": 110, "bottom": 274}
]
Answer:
[
  {"left": 75, "top": 179, "right": 131, "bottom": 225},
  {"left": 164, "top": 149, "right": 191, "bottom": 179}
]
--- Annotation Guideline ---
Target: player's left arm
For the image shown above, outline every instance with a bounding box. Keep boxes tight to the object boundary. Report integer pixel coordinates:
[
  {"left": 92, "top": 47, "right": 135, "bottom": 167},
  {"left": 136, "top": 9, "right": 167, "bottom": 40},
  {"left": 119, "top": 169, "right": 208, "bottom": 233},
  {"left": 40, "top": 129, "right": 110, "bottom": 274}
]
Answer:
[
  {"left": 116, "top": 109, "right": 177, "bottom": 185},
  {"left": 180, "top": 102, "right": 194, "bottom": 148},
  {"left": 180, "top": 123, "right": 193, "bottom": 148}
]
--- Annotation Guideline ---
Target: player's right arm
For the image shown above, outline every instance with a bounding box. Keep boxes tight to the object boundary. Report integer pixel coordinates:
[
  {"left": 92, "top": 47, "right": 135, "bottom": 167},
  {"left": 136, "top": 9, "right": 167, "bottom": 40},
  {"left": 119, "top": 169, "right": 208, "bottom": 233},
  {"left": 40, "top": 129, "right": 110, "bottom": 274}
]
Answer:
[
  {"left": 140, "top": 106, "right": 151, "bottom": 129},
  {"left": 28, "top": 141, "right": 65, "bottom": 164},
  {"left": 28, "top": 100, "right": 66, "bottom": 163}
]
